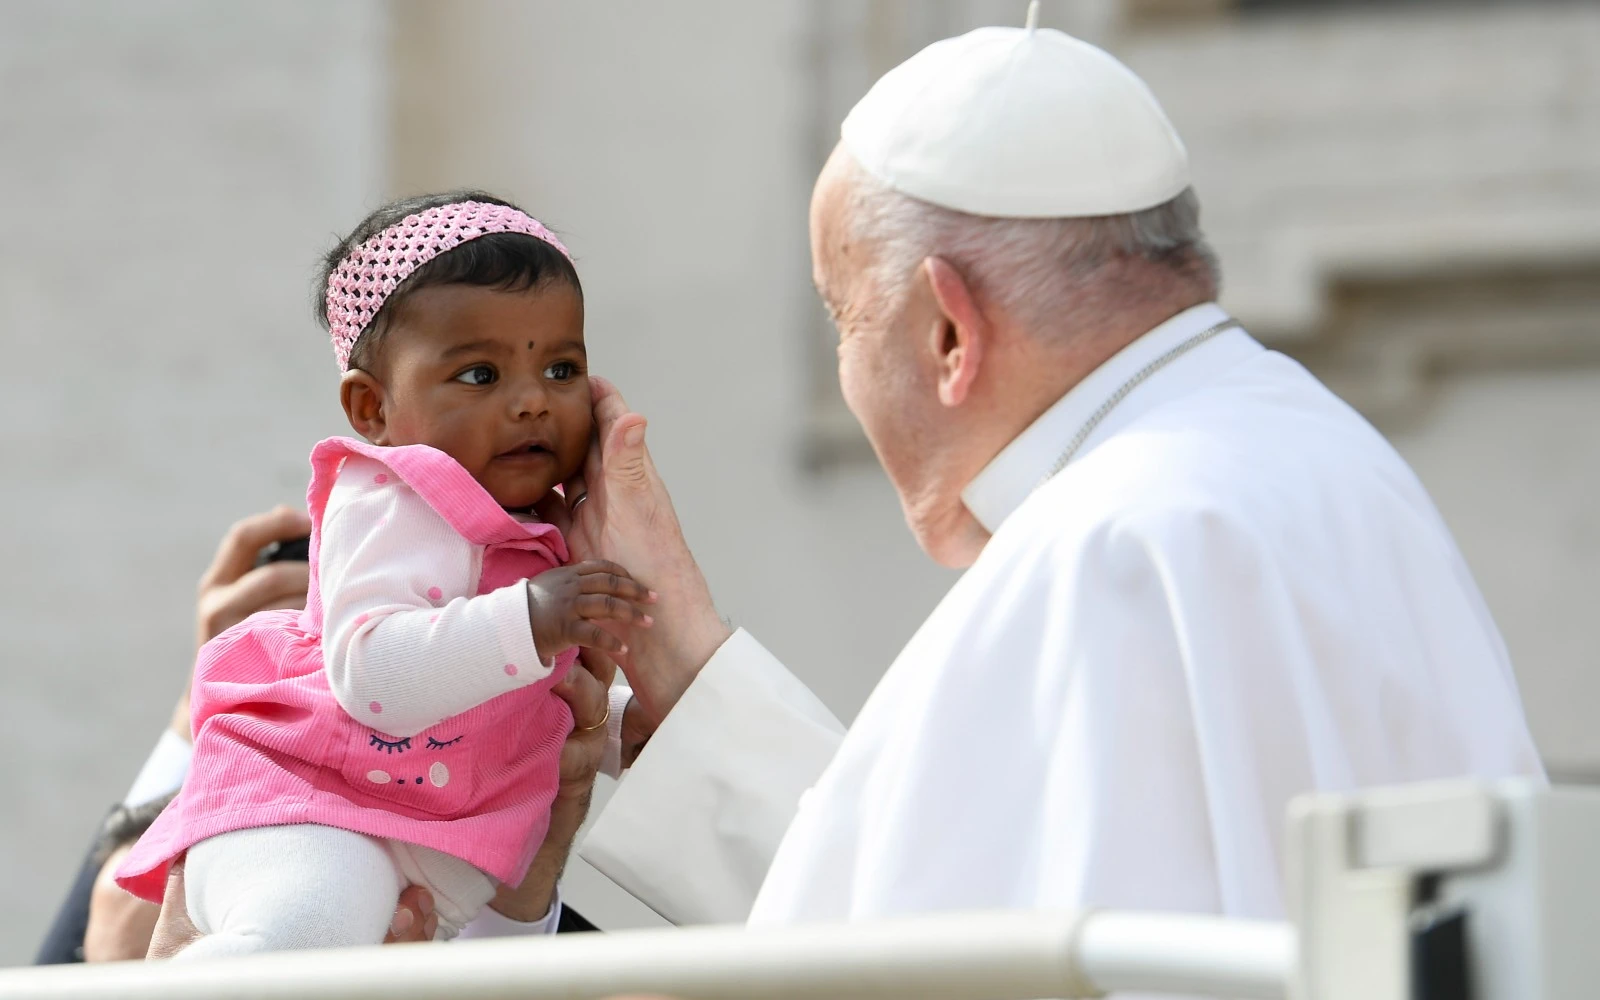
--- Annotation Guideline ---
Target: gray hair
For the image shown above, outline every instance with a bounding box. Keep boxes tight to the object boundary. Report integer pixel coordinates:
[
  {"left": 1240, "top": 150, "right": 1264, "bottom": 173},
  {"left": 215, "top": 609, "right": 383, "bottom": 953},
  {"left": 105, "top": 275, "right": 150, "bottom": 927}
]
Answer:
[{"left": 845, "top": 162, "right": 1220, "bottom": 326}]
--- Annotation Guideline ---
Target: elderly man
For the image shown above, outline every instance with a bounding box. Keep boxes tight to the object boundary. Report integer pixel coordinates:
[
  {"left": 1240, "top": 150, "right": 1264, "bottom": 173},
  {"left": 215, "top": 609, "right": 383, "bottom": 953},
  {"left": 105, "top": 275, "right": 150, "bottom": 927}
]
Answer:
[{"left": 565, "top": 17, "right": 1545, "bottom": 929}]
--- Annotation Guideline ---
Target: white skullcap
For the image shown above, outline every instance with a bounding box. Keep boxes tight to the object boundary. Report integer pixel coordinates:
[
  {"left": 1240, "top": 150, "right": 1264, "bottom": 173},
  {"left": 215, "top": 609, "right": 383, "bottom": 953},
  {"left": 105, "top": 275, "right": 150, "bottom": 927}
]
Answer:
[{"left": 839, "top": 10, "right": 1190, "bottom": 219}]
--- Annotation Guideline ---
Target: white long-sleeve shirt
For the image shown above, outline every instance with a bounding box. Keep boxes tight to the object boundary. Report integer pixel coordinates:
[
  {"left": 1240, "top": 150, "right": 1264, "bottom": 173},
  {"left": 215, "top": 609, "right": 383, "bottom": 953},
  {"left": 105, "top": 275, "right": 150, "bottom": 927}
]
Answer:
[{"left": 318, "top": 455, "right": 555, "bottom": 739}]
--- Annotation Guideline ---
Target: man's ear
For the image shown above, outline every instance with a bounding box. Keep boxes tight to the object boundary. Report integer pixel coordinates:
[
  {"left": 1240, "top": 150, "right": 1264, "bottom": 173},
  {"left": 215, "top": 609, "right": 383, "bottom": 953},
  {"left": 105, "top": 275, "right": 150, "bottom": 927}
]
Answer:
[
  {"left": 340, "top": 370, "right": 390, "bottom": 445},
  {"left": 921, "top": 256, "right": 987, "bottom": 408}
]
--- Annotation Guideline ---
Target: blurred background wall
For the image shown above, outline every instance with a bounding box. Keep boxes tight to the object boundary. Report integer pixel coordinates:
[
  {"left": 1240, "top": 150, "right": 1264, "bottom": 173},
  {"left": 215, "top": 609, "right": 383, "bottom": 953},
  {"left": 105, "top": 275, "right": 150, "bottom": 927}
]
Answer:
[{"left": 1, "top": 0, "right": 1595, "bottom": 965}]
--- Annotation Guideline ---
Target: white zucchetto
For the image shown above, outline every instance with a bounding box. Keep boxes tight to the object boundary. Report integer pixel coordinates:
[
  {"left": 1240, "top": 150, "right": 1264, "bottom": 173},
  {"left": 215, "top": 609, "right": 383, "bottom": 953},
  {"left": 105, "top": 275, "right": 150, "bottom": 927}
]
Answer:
[{"left": 840, "top": 5, "right": 1190, "bottom": 218}]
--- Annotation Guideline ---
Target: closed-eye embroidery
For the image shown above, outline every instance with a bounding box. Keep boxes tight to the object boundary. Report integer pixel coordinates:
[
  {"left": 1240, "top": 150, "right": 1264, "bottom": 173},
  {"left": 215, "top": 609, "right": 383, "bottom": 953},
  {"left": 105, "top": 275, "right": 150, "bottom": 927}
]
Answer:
[{"left": 368, "top": 734, "right": 411, "bottom": 754}]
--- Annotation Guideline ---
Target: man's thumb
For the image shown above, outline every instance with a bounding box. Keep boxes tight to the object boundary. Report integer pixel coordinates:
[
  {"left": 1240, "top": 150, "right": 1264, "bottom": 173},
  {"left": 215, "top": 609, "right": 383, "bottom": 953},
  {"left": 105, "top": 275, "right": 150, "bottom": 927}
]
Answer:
[{"left": 607, "top": 414, "right": 650, "bottom": 488}]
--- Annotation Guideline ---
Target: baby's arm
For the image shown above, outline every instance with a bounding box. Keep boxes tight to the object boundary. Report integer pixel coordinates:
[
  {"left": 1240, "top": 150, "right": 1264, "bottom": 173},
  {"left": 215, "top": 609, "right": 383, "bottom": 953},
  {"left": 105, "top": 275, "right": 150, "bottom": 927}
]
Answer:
[{"left": 320, "top": 456, "right": 549, "bottom": 738}]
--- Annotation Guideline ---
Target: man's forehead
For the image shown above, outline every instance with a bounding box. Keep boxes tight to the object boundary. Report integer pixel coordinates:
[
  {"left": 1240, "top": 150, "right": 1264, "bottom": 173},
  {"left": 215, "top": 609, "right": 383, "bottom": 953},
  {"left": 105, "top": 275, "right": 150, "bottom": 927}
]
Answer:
[
  {"left": 811, "top": 163, "right": 866, "bottom": 285},
  {"left": 811, "top": 146, "right": 856, "bottom": 232}
]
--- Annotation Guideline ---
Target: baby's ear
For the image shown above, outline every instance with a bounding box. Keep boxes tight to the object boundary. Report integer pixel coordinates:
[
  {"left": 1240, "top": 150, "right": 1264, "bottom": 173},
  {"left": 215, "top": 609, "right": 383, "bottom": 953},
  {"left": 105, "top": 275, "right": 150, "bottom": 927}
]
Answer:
[{"left": 340, "top": 370, "right": 389, "bottom": 445}]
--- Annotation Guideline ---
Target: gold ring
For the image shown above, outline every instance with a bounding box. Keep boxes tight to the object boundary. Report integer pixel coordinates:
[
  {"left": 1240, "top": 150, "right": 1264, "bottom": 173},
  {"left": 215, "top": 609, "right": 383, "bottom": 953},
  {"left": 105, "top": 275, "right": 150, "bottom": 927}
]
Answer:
[{"left": 577, "top": 706, "right": 610, "bottom": 733}]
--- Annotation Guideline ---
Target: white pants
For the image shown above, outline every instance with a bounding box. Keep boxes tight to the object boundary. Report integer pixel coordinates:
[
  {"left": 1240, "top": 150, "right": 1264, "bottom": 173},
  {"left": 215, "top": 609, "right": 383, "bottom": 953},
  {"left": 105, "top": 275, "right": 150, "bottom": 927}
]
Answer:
[{"left": 178, "top": 824, "right": 497, "bottom": 958}]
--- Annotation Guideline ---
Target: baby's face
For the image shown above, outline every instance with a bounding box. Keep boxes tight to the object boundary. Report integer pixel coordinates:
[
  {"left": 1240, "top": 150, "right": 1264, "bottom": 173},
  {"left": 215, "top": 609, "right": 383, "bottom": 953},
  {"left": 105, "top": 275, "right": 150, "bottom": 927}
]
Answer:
[{"left": 358, "top": 282, "right": 591, "bottom": 509}]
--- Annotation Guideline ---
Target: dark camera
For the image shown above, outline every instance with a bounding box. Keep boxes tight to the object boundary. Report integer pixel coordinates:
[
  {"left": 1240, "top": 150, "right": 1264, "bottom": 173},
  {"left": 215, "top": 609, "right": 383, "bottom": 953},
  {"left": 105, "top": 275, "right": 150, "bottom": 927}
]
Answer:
[{"left": 255, "top": 536, "right": 311, "bottom": 567}]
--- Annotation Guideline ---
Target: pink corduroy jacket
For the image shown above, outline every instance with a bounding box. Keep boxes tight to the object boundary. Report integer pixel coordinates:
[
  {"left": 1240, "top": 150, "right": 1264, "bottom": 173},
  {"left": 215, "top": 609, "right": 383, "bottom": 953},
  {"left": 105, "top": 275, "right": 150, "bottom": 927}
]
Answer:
[{"left": 117, "top": 438, "right": 575, "bottom": 902}]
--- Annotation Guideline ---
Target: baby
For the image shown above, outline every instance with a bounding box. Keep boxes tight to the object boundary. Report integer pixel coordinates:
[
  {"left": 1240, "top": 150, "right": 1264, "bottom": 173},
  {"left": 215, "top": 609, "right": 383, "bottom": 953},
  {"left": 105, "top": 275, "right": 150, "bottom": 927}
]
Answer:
[{"left": 117, "top": 192, "right": 651, "bottom": 955}]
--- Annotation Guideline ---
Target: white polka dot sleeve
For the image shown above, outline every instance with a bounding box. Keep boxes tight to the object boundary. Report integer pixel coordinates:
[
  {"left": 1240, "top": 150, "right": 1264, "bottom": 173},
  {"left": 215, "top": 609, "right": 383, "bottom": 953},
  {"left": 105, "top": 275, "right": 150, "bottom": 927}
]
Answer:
[{"left": 319, "top": 456, "right": 552, "bottom": 739}]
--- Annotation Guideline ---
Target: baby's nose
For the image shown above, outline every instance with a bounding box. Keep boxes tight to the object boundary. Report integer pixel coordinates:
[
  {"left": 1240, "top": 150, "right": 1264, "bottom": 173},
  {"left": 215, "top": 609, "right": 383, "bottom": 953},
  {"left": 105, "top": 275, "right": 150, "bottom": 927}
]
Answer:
[{"left": 510, "top": 380, "right": 550, "bottom": 417}]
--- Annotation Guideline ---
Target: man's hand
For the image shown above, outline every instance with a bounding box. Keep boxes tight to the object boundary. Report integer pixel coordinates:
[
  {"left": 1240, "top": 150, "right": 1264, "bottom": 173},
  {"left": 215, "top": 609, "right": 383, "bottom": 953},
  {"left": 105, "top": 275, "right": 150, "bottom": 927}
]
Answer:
[
  {"left": 86, "top": 847, "right": 161, "bottom": 962},
  {"left": 494, "top": 646, "right": 617, "bottom": 921},
  {"left": 619, "top": 696, "right": 655, "bottom": 770},
  {"left": 388, "top": 646, "right": 619, "bottom": 937},
  {"left": 145, "top": 859, "right": 198, "bottom": 959},
  {"left": 535, "top": 378, "right": 732, "bottom": 735},
  {"left": 195, "top": 506, "right": 314, "bottom": 648},
  {"left": 175, "top": 507, "right": 314, "bottom": 740},
  {"left": 386, "top": 884, "right": 436, "bottom": 943}
]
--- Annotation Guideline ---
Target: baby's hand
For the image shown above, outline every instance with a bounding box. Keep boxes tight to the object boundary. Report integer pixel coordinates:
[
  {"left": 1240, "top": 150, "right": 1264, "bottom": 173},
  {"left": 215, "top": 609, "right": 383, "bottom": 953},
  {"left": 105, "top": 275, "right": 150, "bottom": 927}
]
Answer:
[{"left": 525, "top": 559, "right": 655, "bottom": 658}]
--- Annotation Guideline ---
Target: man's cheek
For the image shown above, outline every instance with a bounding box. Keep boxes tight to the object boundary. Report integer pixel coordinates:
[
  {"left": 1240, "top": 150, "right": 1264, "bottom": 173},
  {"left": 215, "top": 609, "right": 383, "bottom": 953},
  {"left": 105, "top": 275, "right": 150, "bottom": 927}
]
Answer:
[{"left": 839, "top": 347, "right": 893, "bottom": 435}]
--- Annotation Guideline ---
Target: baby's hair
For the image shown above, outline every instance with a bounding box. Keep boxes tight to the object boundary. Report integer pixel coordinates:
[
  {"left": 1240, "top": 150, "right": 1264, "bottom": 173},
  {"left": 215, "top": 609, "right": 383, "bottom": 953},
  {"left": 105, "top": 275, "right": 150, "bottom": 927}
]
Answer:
[{"left": 315, "top": 190, "right": 581, "bottom": 373}]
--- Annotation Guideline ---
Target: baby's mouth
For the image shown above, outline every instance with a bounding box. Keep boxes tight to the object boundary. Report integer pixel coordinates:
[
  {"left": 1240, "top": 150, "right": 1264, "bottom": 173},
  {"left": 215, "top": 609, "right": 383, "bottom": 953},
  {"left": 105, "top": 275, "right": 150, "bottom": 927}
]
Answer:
[{"left": 498, "top": 442, "right": 554, "bottom": 461}]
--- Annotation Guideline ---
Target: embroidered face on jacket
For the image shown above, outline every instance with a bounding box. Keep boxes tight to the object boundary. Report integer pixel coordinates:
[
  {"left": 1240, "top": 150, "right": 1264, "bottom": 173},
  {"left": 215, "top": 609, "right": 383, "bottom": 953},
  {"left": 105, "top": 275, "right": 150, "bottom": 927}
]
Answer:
[
  {"left": 363, "top": 728, "right": 465, "bottom": 791},
  {"left": 341, "top": 282, "right": 592, "bottom": 510}
]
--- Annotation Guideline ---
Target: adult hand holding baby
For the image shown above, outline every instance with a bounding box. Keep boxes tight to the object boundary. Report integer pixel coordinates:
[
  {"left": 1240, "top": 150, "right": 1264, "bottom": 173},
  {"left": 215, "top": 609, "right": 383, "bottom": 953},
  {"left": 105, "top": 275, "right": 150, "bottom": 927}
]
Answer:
[
  {"left": 174, "top": 506, "right": 312, "bottom": 741},
  {"left": 194, "top": 505, "right": 313, "bottom": 648},
  {"left": 481, "top": 644, "right": 621, "bottom": 926}
]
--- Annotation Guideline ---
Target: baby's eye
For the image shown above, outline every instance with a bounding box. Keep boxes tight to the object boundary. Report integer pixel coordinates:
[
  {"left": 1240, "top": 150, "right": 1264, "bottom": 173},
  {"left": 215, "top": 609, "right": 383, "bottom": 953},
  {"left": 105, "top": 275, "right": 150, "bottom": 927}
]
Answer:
[
  {"left": 453, "top": 365, "right": 498, "bottom": 386},
  {"left": 543, "top": 361, "right": 578, "bottom": 382}
]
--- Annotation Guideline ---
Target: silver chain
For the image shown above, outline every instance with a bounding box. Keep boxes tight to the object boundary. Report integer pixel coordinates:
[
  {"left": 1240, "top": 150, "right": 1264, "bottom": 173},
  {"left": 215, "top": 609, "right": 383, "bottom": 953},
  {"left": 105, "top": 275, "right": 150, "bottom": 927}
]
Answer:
[{"left": 1035, "top": 318, "right": 1239, "bottom": 490}]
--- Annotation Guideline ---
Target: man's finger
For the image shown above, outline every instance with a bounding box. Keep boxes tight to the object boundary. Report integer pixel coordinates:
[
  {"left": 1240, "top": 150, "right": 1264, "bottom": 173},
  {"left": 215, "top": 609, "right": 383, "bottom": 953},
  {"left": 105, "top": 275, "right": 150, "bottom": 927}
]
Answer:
[
  {"left": 589, "top": 376, "right": 631, "bottom": 437},
  {"left": 533, "top": 491, "right": 572, "bottom": 536},
  {"left": 571, "top": 409, "right": 600, "bottom": 507},
  {"left": 577, "top": 645, "right": 619, "bottom": 690},
  {"left": 266, "top": 594, "right": 309, "bottom": 613},
  {"left": 198, "top": 561, "right": 311, "bottom": 642},
  {"left": 603, "top": 412, "right": 651, "bottom": 492},
  {"left": 573, "top": 620, "right": 628, "bottom": 655},
  {"left": 201, "top": 506, "right": 312, "bottom": 590},
  {"left": 226, "top": 561, "right": 311, "bottom": 612},
  {"left": 556, "top": 657, "right": 611, "bottom": 731},
  {"left": 590, "top": 379, "right": 652, "bottom": 494},
  {"left": 581, "top": 429, "right": 605, "bottom": 499},
  {"left": 562, "top": 468, "right": 590, "bottom": 511},
  {"left": 146, "top": 858, "right": 200, "bottom": 959},
  {"left": 578, "top": 381, "right": 616, "bottom": 508},
  {"left": 384, "top": 886, "right": 434, "bottom": 944},
  {"left": 85, "top": 849, "right": 161, "bottom": 962}
]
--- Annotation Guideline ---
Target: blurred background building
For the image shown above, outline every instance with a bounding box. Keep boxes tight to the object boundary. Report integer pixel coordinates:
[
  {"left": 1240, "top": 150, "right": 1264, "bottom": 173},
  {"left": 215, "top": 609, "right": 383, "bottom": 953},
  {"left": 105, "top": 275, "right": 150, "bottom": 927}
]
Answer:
[{"left": 1, "top": 0, "right": 1595, "bottom": 964}]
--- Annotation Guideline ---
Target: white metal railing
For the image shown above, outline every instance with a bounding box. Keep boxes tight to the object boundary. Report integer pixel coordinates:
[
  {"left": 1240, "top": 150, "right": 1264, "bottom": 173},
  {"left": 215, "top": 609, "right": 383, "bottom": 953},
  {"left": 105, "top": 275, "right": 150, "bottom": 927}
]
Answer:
[{"left": 0, "top": 910, "right": 1293, "bottom": 1000}]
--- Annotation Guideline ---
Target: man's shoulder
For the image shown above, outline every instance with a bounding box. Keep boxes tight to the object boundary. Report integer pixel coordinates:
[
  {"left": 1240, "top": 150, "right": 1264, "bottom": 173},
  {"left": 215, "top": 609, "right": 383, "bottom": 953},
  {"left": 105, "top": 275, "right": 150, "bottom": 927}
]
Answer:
[{"left": 995, "top": 358, "right": 1431, "bottom": 560}]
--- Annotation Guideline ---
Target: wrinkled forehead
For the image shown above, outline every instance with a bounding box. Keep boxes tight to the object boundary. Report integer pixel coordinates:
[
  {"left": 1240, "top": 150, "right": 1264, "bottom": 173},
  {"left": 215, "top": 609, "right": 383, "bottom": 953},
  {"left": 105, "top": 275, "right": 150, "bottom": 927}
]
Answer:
[{"left": 809, "top": 145, "right": 879, "bottom": 310}]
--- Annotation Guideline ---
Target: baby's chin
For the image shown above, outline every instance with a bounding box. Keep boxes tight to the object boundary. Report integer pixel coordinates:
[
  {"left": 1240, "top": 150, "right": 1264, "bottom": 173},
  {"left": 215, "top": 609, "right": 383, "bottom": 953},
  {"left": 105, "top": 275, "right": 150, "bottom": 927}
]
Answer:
[
  {"left": 483, "top": 476, "right": 562, "bottom": 513},
  {"left": 479, "top": 453, "right": 586, "bottom": 512}
]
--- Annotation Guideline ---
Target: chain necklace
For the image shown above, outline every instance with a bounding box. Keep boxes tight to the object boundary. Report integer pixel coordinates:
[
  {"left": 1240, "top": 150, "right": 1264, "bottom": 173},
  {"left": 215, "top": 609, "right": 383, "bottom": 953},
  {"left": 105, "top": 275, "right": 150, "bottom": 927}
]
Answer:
[{"left": 1034, "top": 318, "right": 1239, "bottom": 491}]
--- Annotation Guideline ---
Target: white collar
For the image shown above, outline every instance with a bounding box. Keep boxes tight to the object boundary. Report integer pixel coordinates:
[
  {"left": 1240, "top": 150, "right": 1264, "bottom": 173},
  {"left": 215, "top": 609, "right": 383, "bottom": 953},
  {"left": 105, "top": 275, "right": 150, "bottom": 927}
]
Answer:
[{"left": 961, "top": 302, "right": 1259, "bottom": 534}]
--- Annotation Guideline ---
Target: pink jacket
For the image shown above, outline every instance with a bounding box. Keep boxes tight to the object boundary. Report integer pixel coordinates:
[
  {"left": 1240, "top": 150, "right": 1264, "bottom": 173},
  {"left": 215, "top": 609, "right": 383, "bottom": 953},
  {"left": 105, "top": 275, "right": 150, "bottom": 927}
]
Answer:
[{"left": 118, "top": 438, "right": 575, "bottom": 902}]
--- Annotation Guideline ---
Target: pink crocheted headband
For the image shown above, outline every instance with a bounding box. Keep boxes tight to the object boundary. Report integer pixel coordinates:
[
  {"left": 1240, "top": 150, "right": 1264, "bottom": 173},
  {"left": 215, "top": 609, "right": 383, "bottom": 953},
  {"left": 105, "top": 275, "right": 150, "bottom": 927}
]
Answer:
[{"left": 325, "top": 200, "right": 573, "bottom": 370}]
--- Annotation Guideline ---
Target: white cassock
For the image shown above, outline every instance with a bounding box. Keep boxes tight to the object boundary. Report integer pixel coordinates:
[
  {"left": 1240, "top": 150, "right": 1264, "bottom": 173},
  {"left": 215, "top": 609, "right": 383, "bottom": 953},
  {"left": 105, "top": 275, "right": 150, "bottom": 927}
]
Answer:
[{"left": 582, "top": 302, "right": 1545, "bottom": 930}]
